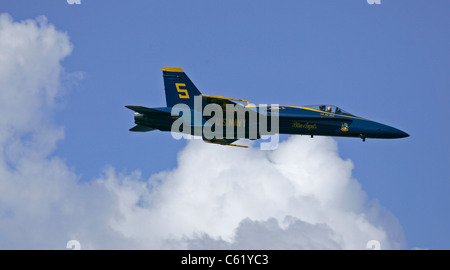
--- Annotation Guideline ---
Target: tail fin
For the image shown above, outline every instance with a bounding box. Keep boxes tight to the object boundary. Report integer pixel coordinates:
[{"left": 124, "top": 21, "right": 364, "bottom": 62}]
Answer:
[{"left": 162, "top": 67, "right": 201, "bottom": 108}]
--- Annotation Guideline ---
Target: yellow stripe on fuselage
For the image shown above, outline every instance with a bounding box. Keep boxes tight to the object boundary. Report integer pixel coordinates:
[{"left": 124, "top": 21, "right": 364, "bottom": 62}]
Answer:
[{"left": 285, "top": 106, "right": 368, "bottom": 121}]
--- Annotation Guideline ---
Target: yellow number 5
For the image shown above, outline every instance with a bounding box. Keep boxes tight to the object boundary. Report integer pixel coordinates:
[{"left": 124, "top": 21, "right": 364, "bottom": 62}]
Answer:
[{"left": 176, "top": 83, "right": 189, "bottom": 99}]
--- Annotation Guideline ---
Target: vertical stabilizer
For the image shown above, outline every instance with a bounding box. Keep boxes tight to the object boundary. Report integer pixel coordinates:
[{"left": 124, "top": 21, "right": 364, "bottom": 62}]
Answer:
[{"left": 162, "top": 67, "right": 201, "bottom": 108}]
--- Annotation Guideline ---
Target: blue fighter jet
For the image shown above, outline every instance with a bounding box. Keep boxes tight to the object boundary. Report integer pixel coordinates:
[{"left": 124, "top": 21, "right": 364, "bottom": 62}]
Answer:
[{"left": 126, "top": 67, "right": 409, "bottom": 147}]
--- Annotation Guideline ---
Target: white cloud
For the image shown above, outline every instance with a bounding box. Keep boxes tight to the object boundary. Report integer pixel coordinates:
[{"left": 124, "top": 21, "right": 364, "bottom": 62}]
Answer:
[
  {"left": 102, "top": 137, "right": 405, "bottom": 250},
  {"left": 0, "top": 13, "right": 127, "bottom": 249},
  {"left": 0, "top": 14, "right": 406, "bottom": 250}
]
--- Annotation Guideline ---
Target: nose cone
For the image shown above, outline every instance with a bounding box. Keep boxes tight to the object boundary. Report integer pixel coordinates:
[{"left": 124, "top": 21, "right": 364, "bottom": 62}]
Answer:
[
  {"left": 380, "top": 125, "right": 409, "bottom": 139},
  {"left": 357, "top": 120, "right": 409, "bottom": 139},
  {"left": 396, "top": 129, "right": 409, "bottom": 138}
]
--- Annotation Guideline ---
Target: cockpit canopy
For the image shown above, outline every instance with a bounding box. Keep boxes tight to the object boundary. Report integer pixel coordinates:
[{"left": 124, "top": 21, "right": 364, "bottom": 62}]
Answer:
[{"left": 305, "top": 105, "right": 354, "bottom": 116}]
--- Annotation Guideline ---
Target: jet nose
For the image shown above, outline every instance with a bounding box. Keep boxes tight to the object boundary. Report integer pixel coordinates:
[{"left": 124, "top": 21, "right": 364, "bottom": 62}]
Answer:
[
  {"left": 383, "top": 125, "right": 409, "bottom": 138},
  {"left": 398, "top": 130, "right": 409, "bottom": 138}
]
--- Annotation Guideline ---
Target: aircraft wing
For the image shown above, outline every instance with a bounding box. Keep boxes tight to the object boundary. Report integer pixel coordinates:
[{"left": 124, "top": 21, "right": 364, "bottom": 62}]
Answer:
[
  {"left": 203, "top": 138, "right": 248, "bottom": 148},
  {"left": 201, "top": 94, "right": 250, "bottom": 109}
]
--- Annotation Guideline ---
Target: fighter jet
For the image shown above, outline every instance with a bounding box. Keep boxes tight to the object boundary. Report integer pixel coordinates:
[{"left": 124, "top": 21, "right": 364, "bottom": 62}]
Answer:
[{"left": 126, "top": 67, "right": 408, "bottom": 147}]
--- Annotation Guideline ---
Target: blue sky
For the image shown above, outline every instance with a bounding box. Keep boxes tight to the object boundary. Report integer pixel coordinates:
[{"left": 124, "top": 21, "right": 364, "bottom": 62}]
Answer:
[{"left": 1, "top": 0, "right": 449, "bottom": 249}]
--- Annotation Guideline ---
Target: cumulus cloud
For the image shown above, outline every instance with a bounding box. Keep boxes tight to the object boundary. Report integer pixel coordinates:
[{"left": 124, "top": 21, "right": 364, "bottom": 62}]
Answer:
[
  {"left": 0, "top": 13, "right": 126, "bottom": 249},
  {"left": 0, "top": 14, "right": 406, "bottom": 250},
  {"left": 102, "top": 137, "right": 405, "bottom": 250}
]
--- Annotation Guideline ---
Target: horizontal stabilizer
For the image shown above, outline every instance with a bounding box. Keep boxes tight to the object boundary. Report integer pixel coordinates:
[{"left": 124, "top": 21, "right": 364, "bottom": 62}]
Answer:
[
  {"left": 125, "top": 105, "right": 171, "bottom": 116},
  {"left": 129, "top": 125, "right": 155, "bottom": 132}
]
